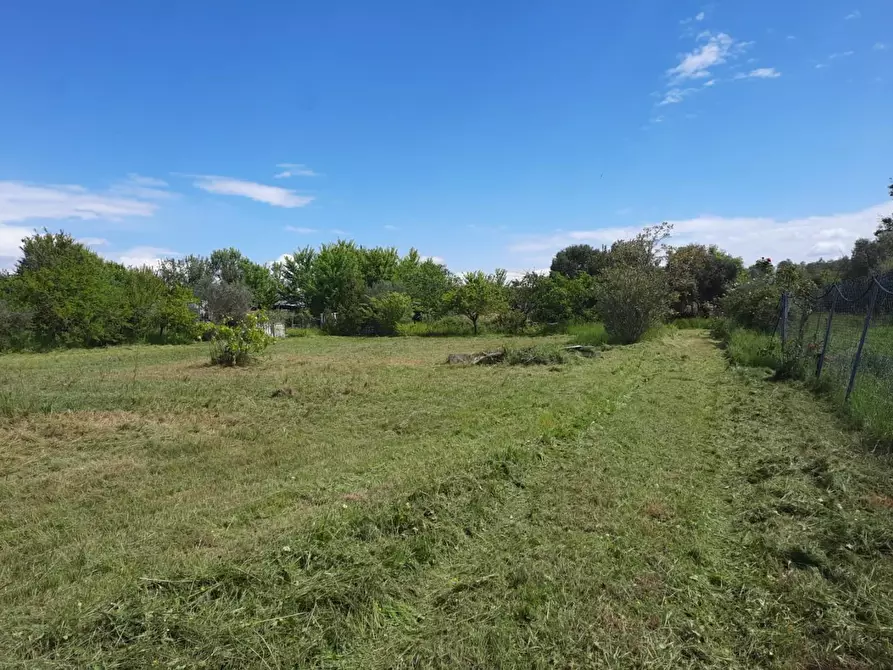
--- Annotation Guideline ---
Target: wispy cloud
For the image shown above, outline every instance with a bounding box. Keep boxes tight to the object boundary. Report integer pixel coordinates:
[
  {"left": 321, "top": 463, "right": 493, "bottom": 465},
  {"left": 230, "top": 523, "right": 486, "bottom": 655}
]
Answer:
[
  {"left": 829, "top": 50, "right": 855, "bottom": 59},
  {"left": 874, "top": 42, "right": 887, "bottom": 51},
  {"left": 659, "top": 87, "right": 698, "bottom": 105},
  {"left": 786, "top": 35, "right": 797, "bottom": 40},
  {"left": 679, "top": 11, "right": 706, "bottom": 25},
  {"left": 111, "top": 173, "right": 174, "bottom": 200},
  {"left": 0, "top": 180, "right": 159, "bottom": 224},
  {"left": 845, "top": 9, "right": 861, "bottom": 19},
  {"left": 420, "top": 255, "right": 446, "bottom": 265},
  {"left": 383, "top": 224, "right": 398, "bottom": 231},
  {"left": 329, "top": 228, "right": 349, "bottom": 236},
  {"left": 190, "top": 175, "right": 314, "bottom": 208},
  {"left": 508, "top": 202, "right": 891, "bottom": 264},
  {"left": 667, "top": 32, "right": 737, "bottom": 82},
  {"left": 274, "top": 163, "right": 318, "bottom": 179},
  {"left": 78, "top": 237, "right": 110, "bottom": 247},
  {"left": 734, "top": 67, "right": 782, "bottom": 79},
  {"left": 285, "top": 226, "right": 318, "bottom": 234}
]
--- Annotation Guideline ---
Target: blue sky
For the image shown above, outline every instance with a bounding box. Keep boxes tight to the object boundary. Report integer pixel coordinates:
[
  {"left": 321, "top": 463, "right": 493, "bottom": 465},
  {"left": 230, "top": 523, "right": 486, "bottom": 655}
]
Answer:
[{"left": 1, "top": 1, "right": 890, "bottom": 274}]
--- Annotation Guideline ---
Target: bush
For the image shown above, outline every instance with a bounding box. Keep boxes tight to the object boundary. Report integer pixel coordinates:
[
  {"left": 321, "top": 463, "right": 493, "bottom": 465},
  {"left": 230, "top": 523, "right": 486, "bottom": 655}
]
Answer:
[
  {"left": 492, "top": 310, "right": 529, "bottom": 335},
  {"left": 367, "top": 291, "right": 413, "bottom": 336},
  {"left": 397, "top": 316, "right": 477, "bottom": 337},
  {"left": 209, "top": 313, "right": 274, "bottom": 366},
  {"left": 595, "top": 266, "right": 671, "bottom": 344},
  {"left": 720, "top": 279, "right": 781, "bottom": 332}
]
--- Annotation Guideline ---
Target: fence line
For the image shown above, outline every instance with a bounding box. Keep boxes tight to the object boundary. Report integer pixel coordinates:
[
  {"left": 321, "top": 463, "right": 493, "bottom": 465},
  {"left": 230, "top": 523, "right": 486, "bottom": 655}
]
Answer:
[{"left": 778, "top": 272, "right": 893, "bottom": 435}]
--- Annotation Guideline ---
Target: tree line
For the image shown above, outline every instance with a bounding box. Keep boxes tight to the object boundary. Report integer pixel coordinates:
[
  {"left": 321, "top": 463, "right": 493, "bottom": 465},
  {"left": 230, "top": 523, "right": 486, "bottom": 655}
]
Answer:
[{"left": 1, "top": 182, "right": 889, "bottom": 350}]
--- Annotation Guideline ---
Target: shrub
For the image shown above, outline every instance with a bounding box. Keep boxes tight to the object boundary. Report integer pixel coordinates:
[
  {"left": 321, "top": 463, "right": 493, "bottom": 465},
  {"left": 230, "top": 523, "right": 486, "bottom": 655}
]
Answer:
[
  {"left": 367, "top": 291, "right": 413, "bottom": 336},
  {"left": 397, "top": 316, "right": 477, "bottom": 337},
  {"left": 492, "top": 310, "right": 529, "bottom": 335},
  {"left": 719, "top": 279, "right": 781, "bottom": 332},
  {"left": 594, "top": 266, "right": 671, "bottom": 344},
  {"left": 209, "top": 313, "right": 274, "bottom": 366}
]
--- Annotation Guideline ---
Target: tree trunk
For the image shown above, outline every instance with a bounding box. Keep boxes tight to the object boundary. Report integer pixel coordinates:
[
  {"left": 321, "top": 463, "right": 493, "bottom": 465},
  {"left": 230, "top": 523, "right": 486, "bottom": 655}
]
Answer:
[{"left": 471, "top": 315, "right": 478, "bottom": 335}]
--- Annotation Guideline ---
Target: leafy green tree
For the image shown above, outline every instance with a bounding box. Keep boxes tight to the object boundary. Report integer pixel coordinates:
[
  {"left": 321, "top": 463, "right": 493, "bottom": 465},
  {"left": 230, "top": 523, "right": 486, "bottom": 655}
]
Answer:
[
  {"left": 367, "top": 292, "right": 413, "bottom": 335},
  {"left": 280, "top": 246, "right": 317, "bottom": 306},
  {"left": 595, "top": 265, "right": 670, "bottom": 344},
  {"left": 155, "top": 286, "right": 201, "bottom": 342},
  {"left": 396, "top": 254, "right": 456, "bottom": 318},
  {"left": 310, "top": 241, "right": 367, "bottom": 331},
  {"left": 360, "top": 246, "right": 399, "bottom": 287},
  {"left": 550, "top": 244, "right": 611, "bottom": 278},
  {"left": 13, "top": 232, "right": 126, "bottom": 347},
  {"left": 446, "top": 271, "right": 507, "bottom": 334},
  {"left": 666, "top": 244, "right": 742, "bottom": 316}
]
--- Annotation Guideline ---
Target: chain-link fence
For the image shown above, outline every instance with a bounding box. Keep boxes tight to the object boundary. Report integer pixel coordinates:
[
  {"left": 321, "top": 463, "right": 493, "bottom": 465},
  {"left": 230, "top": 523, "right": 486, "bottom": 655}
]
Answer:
[{"left": 781, "top": 272, "right": 893, "bottom": 440}]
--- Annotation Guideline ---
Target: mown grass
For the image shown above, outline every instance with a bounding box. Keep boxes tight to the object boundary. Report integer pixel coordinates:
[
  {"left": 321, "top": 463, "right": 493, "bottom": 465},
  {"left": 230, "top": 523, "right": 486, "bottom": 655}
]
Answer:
[
  {"left": 2, "top": 331, "right": 893, "bottom": 667},
  {"left": 715, "top": 312, "right": 893, "bottom": 446}
]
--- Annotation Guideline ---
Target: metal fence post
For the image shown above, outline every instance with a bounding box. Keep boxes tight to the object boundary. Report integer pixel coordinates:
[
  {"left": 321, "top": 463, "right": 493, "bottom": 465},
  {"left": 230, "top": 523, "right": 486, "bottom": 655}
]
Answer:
[
  {"left": 816, "top": 288, "right": 838, "bottom": 380},
  {"left": 845, "top": 281, "right": 879, "bottom": 401},
  {"left": 780, "top": 291, "right": 789, "bottom": 347}
]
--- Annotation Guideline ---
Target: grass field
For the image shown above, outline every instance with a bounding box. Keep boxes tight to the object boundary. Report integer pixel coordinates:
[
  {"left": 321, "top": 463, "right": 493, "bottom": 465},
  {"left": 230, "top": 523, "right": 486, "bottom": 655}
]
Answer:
[{"left": 2, "top": 331, "right": 893, "bottom": 667}]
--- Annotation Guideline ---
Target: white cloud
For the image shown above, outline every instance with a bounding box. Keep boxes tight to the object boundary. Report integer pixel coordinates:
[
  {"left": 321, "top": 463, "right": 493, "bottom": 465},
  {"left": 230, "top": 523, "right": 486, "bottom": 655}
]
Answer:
[
  {"left": 329, "top": 228, "right": 349, "bottom": 236},
  {"left": 667, "top": 32, "right": 736, "bottom": 81},
  {"left": 874, "top": 42, "right": 887, "bottom": 51},
  {"left": 0, "top": 224, "right": 33, "bottom": 269},
  {"left": 695, "top": 11, "right": 705, "bottom": 21},
  {"left": 0, "top": 181, "right": 158, "bottom": 224},
  {"left": 78, "top": 237, "right": 109, "bottom": 247},
  {"left": 285, "top": 226, "right": 318, "bottom": 234},
  {"left": 508, "top": 202, "right": 891, "bottom": 264},
  {"left": 109, "top": 246, "right": 180, "bottom": 269},
  {"left": 505, "top": 268, "right": 550, "bottom": 282},
  {"left": 815, "top": 63, "right": 828, "bottom": 69},
  {"left": 845, "top": 10, "right": 861, "bottom": 19},
  {"left": 191, "top": 175, "right": 314, "bottom": 208},
  {"left": 274, "top": 163, "right": 318, "bottom": 179},
  {"left": 384, "top": 224, "right": 398, "bottom": 231},
  {"left": 420, "top": 255, "right": 445, "bottom": 265},
  {"left": 735, "top": 67, "right": 782, "bottom": 79},
  {"left": 111, "top": 173, "right": 174, "bottom": 200},
  {"left": 829, "top": 51, "right": 855, "bottom": 59},
  {"left": 659, "top": 87, "right": 697, "bottom": 105},
  {"left": 786, "top": 35, "right": 797, "bottom": 40},
  {"left": 703, "top": 79, "right": 716, "bottom": 86}
]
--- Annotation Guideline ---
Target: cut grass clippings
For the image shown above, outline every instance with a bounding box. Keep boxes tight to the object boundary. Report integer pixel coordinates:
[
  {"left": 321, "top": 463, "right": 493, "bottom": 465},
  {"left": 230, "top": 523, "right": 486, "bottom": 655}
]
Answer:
[{"left": 1, "top": 331, "right": 892, "bottom": 667}]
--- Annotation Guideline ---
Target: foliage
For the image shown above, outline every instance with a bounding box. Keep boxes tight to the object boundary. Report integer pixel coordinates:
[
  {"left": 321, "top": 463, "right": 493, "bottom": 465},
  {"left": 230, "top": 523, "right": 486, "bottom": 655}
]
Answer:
[
  {"left": 492, "top": 309, "right": 529, "bottom": 334},
  {"left": 12, "top": 232, "right": 126, "bottom": 347},
  {"left": 285, "top": 327, "right": 321, "bottom": 338},
  {"left": 209, "top": 312, "right": 274, "bottom": 366},
  {"left": 550, "top": 244, "right": 610, "bottom": 278},
  {"left": 396, "top": 315, "right": 477, "bottom": 337},
  {"left": 446, "top": 271, "right": 508, "bottom": 335},
  {"left": 201, "top": 279, "right": 254, "bottom": 324},
  {"left": 720, "top": 278, "right": 782, "bottom": 331},
  {"left": 366, "top": 291, "right": 413, "bottom": 335},
  {"left": 0, "top": 300, "right": 33, "bottom": 351},
  {"left": 666, "top": 244, "right": 742, "bottom": 316},
  {"left": 595, "top": 264, "right": 671, "bottom": 344}
]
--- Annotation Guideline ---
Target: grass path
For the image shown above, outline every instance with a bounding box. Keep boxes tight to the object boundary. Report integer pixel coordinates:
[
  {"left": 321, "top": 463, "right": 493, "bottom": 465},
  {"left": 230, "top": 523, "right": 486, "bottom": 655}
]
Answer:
[{"left": 2, "top": 332, "right": 893, "bottom": 667}]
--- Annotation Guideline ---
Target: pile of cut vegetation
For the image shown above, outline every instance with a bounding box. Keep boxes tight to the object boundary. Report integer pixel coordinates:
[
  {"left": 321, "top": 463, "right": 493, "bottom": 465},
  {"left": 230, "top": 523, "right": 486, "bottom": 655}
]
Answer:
[{"left": 446, "top": 344, "right": 598, "bottom": 366}]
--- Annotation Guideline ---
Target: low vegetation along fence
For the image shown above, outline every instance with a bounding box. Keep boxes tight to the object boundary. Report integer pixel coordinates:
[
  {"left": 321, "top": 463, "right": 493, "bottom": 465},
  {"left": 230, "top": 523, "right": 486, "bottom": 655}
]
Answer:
[{"left": 779, "top": 273, "right": 893, "bottom": 439}]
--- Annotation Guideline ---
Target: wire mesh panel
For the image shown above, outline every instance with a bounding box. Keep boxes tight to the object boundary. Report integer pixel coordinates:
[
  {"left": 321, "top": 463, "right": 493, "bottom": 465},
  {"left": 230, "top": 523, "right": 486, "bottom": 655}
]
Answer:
[
  {"left": 782, "top": 273, "right": 893, "bottom": 437},
  {"left": 852, "top": 277, "right": 893, "bottom": 437}
]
